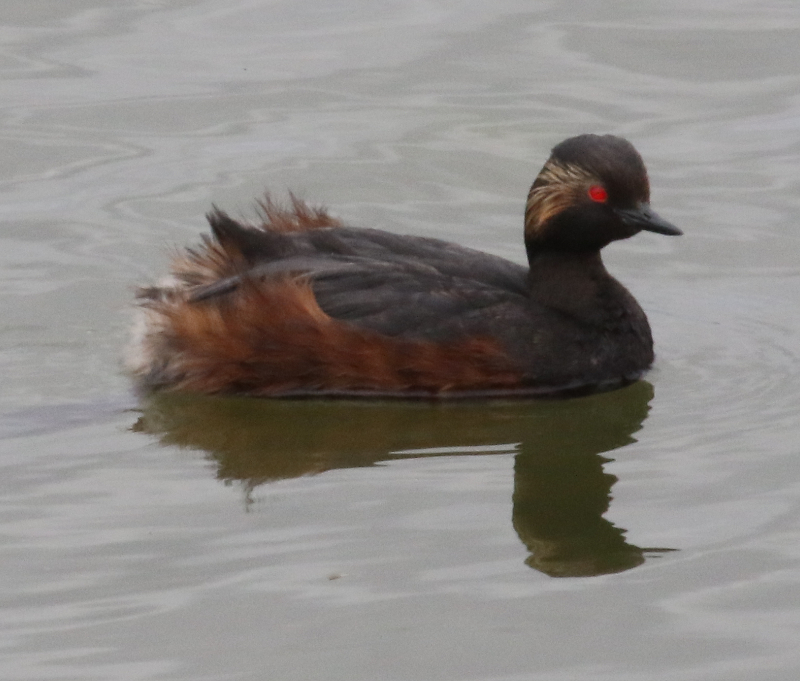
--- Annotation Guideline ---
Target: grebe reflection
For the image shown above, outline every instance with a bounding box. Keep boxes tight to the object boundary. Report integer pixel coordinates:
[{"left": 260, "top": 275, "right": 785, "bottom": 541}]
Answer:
[{"left": 132, "top": 380, "right": 674, "bottom": 577}]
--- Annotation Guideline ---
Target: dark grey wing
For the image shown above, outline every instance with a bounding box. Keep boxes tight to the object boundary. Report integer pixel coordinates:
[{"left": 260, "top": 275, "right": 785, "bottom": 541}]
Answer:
[
  {"left": 321, "top": 228, "right": 530, "bottom": 295},
  {"left": 310, "top": 261, "right": 528, "bottom": 340},
  {"left": 189, "top": 219, "right": 531, "bottom": 342}
]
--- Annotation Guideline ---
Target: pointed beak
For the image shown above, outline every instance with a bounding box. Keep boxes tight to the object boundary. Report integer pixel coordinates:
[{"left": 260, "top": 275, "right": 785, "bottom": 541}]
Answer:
[{"left": 615, "top": 203, "right": 682, "bottom": 236}]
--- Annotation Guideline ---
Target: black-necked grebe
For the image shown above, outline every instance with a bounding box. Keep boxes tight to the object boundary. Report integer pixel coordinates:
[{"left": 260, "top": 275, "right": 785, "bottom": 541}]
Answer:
[{"left": 127, "top": 134, "right": 681, "bottom": 398}]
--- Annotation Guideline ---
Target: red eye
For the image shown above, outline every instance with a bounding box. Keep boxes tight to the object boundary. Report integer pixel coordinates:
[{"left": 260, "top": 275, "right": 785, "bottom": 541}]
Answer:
[{"left": 588, "top": 185, "right": 608, "bottom": 203}]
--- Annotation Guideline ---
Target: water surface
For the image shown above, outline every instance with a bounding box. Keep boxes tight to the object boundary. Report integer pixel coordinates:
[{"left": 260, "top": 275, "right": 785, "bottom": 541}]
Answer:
[{"left": 2, "top": 1, "right": 800, "bottom": 679}]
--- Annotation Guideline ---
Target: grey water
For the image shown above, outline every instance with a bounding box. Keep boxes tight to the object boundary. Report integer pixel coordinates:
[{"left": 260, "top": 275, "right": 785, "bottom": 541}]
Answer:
[{"left": 2, "top": 1, "right": 800, "bottom": 679}]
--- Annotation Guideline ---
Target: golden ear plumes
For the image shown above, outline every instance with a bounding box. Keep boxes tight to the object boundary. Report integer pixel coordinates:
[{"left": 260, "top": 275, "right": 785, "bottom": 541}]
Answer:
[{"left": 525, "top": 161, "right": 598, "bottom": 238}]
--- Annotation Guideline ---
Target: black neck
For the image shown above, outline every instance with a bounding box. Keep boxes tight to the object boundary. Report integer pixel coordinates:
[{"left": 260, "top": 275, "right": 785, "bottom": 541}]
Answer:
[
  {"left": 527, "top": 249, "right": 608, "bottom": 278},
  {"left": 526, "top": 250, "right": 618, "bottom": 324}
]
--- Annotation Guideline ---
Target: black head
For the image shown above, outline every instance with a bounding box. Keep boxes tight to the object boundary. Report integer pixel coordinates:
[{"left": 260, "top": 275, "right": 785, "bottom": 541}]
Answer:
[{"left": 524, "top": 134, "right": 681, "bottom": 258}]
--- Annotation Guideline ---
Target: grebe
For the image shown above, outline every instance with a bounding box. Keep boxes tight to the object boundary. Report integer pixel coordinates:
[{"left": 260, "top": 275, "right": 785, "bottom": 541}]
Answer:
[{"left": 127, "top": 134, "right": 681, "bottom": 398}]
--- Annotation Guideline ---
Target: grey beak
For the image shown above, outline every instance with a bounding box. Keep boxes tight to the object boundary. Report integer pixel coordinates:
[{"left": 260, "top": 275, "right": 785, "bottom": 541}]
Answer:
[{"left": 615, "top": 204, "right": 682, "bottom": 236}]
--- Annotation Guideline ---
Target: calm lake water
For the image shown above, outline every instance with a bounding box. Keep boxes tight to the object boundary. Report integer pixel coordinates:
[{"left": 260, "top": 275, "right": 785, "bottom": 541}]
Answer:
[{"left": 2, "top": 1, "right": 800, "bottom": 679}]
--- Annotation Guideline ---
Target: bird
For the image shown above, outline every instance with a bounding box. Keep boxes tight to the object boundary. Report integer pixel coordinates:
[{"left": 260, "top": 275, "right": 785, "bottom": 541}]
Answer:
[{"left": 126, "top": 134, "right": 681, "bottom": 399}]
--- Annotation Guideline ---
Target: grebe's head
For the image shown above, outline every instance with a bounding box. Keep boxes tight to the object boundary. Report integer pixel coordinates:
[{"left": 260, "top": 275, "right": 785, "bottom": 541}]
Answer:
[{"left": 524, "top": 135, "right": 681, "bottom": 258}]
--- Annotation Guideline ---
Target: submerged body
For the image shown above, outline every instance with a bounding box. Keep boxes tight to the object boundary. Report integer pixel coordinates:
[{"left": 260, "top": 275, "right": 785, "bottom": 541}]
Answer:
[{"left": 127, "top": 135, "right": 681, "bottom": 398}]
